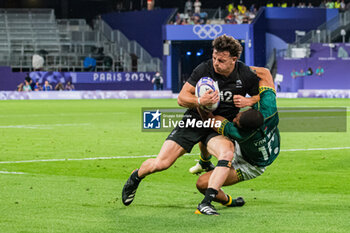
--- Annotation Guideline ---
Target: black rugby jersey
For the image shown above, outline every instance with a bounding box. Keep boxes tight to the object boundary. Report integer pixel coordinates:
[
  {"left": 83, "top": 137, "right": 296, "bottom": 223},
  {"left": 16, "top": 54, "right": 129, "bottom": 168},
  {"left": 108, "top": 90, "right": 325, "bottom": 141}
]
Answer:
[{"left": 186, "top": 59, "right": 259, "bottom": 121}]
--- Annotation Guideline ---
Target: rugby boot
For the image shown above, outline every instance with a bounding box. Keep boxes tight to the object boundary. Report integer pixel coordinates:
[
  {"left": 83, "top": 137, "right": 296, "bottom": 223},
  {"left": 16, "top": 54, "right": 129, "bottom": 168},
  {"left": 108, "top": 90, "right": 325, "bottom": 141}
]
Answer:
[
  {"left": 195, "top": 203, "right": 220, "bottom": 216},
  {"left": 122, "top": 169, "right": 142, "bottom": 206},
  {"left": 189, "top": 161, "right": 215, "bottom": 175}
]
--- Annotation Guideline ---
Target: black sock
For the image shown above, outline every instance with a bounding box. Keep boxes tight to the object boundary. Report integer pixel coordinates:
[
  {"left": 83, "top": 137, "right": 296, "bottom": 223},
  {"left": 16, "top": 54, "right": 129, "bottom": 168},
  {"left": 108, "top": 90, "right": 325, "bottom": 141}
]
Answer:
[{"left": 201, "top": 188, "right": 218, "bottom": 204}]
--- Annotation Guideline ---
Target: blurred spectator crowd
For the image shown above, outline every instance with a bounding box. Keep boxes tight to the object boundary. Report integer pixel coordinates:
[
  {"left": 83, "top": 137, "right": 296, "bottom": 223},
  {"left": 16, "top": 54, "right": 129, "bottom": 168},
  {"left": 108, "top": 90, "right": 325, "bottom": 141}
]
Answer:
[
  {"left": 266, "top": 0, "right": 348, "bottom": 10},
  {"left": 17, "top": 76, "right": 75, "bottom": 92},
  {"left": 171, "top": 0, "right": 258, "bottom": 25},
  {"left": 170, "top": 0, "right": 350, "bottom": 25},
  {"left": 224, "top": 2, "right": 257, "bottom": 24}
]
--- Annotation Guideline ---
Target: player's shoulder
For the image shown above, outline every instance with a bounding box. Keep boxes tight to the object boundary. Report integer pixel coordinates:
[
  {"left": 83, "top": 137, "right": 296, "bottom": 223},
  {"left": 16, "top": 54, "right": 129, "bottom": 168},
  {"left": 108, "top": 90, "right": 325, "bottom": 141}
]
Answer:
[
  {"left": 236, "top": 61, "right": 257, "bottom": 77},
  {"left": 236, "top": 60, "right": 249, "bottom": 70},
  {"left": 194, "top": 59, "right": 213, "bottom": 72},
  {"left": 187, "top": 59, "right": 213, "bottom": 86},
  {"left": 192, "top": 59, "right": 215, "bottom": 79}
]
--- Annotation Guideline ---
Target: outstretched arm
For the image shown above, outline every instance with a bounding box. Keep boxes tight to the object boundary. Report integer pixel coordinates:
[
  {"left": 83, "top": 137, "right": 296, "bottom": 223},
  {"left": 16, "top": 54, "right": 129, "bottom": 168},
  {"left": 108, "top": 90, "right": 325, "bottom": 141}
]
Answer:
[
  {"left": 249, "top": 67, "right": 275, "bottom": 89},
  {"left": 232, "top": 67, "right": 274, "bottom": 108}
]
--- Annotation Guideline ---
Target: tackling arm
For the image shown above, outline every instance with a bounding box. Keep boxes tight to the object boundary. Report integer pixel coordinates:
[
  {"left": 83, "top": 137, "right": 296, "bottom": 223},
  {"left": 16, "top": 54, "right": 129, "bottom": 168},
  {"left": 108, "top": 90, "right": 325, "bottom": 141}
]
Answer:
[
  {"left": 233, "top": 67, "right": 276, "bottom": 108},
  {"left": 233, "top": 67, "right": 274, "bottom": 108},
  {"left": 249, "top": 67, "right": 275, "bottom": 89},
  {"left": 197, "top": 107, "right": 227, "bottom": 133},
  {"left": 233, "top": 94, "right": 260, "bottom": 108}
]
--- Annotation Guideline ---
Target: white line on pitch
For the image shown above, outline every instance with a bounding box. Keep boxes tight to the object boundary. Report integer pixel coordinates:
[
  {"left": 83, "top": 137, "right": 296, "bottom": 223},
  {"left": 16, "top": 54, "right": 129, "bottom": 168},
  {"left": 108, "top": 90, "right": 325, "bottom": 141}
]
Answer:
[
  {"left": 278, "top": 109, "right": 347, "bottom": 113},
  {"left": 0, "top": 171, "right": 27, "bottom": 174},
  {"left": 0, "top": 153, "right": 198, "bottom": 164},
  {"left": 0, "top": 112, "right": 126, "bottom": 118},
  {"left": 280, "top": 116, "right": 350, "bottom": 120},
  {"left": 281, "top": 147, "right": 350, "bottom": 152},
  {"left": 0, "top": 123, "right": 91, "bottom": 129},
  {"left": 0, "top": 147, "right": 349, "bottom": 164}
]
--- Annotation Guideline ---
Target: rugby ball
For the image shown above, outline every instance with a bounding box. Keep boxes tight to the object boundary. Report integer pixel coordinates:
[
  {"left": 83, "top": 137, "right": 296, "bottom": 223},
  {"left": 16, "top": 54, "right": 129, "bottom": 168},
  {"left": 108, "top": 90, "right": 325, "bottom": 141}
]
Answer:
[{"left": 195, "top": 77, "right": 220, "bottom": 112}]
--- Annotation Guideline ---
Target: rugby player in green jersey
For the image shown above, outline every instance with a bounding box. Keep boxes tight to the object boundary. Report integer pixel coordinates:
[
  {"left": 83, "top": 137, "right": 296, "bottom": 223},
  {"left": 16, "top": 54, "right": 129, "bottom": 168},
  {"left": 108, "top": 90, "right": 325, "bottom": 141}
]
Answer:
[{"left": 194, "top": 67, "right": 280, "bottom": 215}]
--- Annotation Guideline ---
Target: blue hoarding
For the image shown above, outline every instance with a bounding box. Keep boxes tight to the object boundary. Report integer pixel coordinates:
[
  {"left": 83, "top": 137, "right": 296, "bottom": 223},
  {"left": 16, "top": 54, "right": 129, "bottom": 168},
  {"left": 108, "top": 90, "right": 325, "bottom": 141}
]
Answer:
[{"left": 28, "top": 71, "right": 156, "bottom": 90}]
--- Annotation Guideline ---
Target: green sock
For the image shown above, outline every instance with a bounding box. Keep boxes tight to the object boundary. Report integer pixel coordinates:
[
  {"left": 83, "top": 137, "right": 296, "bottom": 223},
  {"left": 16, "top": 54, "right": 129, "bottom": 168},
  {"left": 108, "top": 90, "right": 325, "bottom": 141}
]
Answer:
[
  {"left": 223, "top": 195, "right": 245, "bottom": 207},
  {"left": 223, "top": 194, "right": 234, "bottom": 206},
  {"left": 199, "top": 153, "right": 212, "bottom": 167}
]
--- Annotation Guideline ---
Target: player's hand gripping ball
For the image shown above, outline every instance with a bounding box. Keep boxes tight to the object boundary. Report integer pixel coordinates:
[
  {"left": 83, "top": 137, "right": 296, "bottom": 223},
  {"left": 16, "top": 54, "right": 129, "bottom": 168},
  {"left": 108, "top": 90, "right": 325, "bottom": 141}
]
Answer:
[{"left": 195, "top": 77, "right": 220, "bottom": 112}]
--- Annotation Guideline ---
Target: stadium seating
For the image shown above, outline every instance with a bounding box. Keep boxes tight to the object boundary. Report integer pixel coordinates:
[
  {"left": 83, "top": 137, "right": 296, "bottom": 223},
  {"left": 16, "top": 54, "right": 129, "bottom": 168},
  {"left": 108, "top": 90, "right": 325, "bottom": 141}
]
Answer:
[
  {"left": 273, "top": 9, "right": 350, "bottom": 60},
  {"left": 286, "top": 9, "right": 350, "bottom": 58},
  {"left": 0, "top": 8, "right": 161, "bottom": 72},
  {"left": 93, "top": 18, "right": 162, "bottom": 72}
]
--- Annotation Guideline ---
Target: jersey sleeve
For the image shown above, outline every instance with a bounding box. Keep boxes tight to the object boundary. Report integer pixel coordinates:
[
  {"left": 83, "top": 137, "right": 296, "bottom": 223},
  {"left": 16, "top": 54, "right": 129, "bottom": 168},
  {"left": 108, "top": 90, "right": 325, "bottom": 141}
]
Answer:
[
  {"left": 254, "top": 87, "right": 278, "bottom": 120},
  {"left": 186, "top": 62, "right": 207, "bottom": 87},
  {"left": 218, "top": 119, "right": 245, "bottom": 141}
]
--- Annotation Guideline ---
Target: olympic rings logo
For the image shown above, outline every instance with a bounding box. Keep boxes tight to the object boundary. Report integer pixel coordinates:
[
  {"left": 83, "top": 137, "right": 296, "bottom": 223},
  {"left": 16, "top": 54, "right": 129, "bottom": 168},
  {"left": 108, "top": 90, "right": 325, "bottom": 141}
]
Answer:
[{"left": 193, "top": 25, "right": 223, "bottom": 39}]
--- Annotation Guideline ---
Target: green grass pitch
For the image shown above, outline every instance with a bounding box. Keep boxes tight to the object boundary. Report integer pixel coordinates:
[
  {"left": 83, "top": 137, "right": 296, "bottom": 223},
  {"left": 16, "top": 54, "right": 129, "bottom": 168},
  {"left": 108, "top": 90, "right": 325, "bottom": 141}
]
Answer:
[{"left": 0, "top": 98, "right": 349, "bottom": 233}]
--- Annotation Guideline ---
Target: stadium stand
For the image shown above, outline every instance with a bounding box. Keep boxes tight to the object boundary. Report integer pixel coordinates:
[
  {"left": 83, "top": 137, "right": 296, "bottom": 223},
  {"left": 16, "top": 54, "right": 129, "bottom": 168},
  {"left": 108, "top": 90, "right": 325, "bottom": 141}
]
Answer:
[
  {"left": 170, "top": 6, "right": 257, "bottom": 25},
  {"left": 272, "top": 7, "right": 350, "bottom": 94},
  {"left": 0, "top": 8, "right": 161, "bottom": 72},
  {"left": 94, "top": 18, "right": 162, "bottom": 72},
  {"left": 0, "top": 2, "right": 349, "bottom": 97},
  {"left": 283, "top": 9, "right": 350, "bottom": 58}
]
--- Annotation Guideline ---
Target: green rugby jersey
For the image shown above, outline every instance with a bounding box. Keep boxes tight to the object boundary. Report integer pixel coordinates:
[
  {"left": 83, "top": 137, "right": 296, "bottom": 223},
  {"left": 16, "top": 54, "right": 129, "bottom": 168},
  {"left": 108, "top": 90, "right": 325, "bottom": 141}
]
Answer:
[{"left": 218, "top": 87, "right": 280, "bottom": 167}]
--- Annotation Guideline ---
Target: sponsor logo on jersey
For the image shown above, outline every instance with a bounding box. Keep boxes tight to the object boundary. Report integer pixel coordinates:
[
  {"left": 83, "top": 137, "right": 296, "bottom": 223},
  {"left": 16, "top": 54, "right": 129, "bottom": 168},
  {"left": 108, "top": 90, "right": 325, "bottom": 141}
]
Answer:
[{"left": 236, "top": 79, "right": 243, "bottom": 88}]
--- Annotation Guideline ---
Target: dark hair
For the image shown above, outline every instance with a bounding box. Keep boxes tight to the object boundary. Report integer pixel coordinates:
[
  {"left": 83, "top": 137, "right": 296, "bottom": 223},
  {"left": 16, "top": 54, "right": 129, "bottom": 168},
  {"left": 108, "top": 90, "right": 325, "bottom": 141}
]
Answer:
[
  {"left": 239, "top": 109, "right": 264, "bottom": 130},
  {"left": 212, "top": 34, "right": 243, "bottom": 58},
  {"left": 25, "top": 75, "right": 31, "bottom": 83}
]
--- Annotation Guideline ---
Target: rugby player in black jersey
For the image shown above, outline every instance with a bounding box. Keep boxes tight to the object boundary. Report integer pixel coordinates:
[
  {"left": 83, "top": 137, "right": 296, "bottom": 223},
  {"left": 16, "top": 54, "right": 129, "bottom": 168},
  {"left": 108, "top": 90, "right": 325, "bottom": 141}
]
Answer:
[
  {"left": 194, "top": 67, "right": 280, "bottom": 215},
  {"left": 122, "top": 35, "right": 260, "bottom": 209}
]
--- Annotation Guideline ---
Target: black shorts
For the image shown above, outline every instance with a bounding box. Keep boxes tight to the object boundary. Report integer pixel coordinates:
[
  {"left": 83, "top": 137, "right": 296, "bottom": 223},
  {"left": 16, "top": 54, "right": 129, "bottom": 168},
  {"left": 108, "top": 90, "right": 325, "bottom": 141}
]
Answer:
[{"left": 165, "top": 111, "right": 221, "bottom": 153}]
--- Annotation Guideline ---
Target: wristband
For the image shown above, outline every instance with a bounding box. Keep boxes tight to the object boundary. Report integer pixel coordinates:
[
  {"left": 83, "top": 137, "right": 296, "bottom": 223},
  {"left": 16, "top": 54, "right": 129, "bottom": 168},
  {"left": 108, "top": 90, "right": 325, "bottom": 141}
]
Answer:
[{"left": 197, "top": 97, "right": 201, "bottom": 106}]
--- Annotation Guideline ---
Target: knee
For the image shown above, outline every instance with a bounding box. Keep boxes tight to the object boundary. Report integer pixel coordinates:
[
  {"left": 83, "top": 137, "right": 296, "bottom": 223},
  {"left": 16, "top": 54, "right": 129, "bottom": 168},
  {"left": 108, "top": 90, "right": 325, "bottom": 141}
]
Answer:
[
  {"left": 218, "top": 150, "right": 234, "bottom": 161},
  {"left": 196, "top": 177, "right": 208, "bottom": 194}
]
